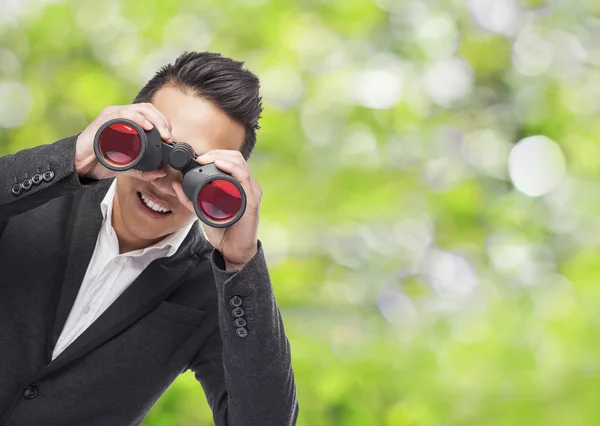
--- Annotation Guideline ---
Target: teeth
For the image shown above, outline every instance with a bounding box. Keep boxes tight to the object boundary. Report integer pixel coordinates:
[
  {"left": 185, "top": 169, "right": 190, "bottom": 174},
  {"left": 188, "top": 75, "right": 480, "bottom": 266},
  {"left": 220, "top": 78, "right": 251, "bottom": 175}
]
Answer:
[{"left": 140, "top": 193, "right": 171, "bottom": 214}]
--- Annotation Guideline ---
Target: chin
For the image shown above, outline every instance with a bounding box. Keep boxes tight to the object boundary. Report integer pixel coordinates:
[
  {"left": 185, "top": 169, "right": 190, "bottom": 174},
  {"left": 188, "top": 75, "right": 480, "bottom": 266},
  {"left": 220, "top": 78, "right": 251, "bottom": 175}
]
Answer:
[
  {"left": 124, "top": 210, "right": 171, "bottom": 240},
  {"left": 127, "top": 221, "right": 169, "bottom": 242}
]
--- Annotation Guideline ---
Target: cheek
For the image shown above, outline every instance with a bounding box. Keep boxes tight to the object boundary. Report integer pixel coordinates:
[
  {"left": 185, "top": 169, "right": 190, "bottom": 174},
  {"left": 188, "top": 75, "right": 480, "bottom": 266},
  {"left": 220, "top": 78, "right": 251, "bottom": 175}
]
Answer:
[
  {"left": 176, "top": 205, "right": 197, "bottom": 222},
  {"left": 116, "top": 176, "right": 140, "bottom": 199}
]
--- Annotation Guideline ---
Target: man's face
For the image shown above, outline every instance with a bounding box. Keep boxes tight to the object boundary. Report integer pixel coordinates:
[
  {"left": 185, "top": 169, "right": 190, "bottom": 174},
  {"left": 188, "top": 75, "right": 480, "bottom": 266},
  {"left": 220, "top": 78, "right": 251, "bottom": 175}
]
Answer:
[{"left": 113, "top": 85, "right": 246, "bottom": 245}]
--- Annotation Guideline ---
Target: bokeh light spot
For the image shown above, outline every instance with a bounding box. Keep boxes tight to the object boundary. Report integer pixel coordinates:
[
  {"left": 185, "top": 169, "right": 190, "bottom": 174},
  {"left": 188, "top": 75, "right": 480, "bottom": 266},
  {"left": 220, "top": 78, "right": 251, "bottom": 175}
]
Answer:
[
  {"left": 424, "top": 58, "right": 473, "bottom": 107},
  {"left": 353, "top": 68, "right": 403, "bottom": 110},
  {"left": 509, "top": 135, "right": 567, "bottom": 197}
]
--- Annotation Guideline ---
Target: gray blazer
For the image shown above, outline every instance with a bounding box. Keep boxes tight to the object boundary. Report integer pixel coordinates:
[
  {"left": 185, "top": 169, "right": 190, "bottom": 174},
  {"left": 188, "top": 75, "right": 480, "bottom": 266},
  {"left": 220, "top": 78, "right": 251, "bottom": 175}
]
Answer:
[{"left": 0, "top": 135, "right": 298, "bottom": 426}]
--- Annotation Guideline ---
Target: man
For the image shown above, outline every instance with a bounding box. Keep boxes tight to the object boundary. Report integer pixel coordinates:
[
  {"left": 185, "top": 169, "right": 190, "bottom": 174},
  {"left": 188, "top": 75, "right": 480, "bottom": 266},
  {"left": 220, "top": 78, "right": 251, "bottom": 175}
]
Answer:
[{"left": 0, "top": 51, "right": 298, "bottom": 426}]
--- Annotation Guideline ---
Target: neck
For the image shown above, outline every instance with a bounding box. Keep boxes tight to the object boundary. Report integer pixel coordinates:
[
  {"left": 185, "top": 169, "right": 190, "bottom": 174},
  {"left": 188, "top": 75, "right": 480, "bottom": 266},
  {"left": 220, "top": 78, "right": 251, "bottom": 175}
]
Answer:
[{"left": 111, "top": 195, "right": 161, "bottom": 254}]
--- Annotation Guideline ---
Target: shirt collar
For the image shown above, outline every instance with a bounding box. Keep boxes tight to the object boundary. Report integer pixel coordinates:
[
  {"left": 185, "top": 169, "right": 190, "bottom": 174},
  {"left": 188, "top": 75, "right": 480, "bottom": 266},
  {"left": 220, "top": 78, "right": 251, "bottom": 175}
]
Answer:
[{"left": 100, "top": 179, "right": 196, "bottom": 258}]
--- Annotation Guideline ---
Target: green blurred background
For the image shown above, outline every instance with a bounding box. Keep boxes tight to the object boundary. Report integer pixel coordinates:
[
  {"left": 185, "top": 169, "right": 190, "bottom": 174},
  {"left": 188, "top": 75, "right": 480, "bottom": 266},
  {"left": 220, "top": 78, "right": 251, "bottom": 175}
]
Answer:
[{"left": 2, "top": 0, "right": 600, "bottom": 424}]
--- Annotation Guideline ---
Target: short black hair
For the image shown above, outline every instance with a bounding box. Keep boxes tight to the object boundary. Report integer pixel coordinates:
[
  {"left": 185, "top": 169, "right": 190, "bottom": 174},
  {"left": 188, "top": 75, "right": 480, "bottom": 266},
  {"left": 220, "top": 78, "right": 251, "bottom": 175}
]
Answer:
[{"left": 133, "top": 51, "right": 262, "bottom": 160}]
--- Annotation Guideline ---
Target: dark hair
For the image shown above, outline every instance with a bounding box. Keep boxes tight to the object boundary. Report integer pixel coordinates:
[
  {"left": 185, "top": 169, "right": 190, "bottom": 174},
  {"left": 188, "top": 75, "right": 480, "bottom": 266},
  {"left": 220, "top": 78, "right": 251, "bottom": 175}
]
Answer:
[{"left": 133, "top": 51, "right": 262, "bottom": 160}]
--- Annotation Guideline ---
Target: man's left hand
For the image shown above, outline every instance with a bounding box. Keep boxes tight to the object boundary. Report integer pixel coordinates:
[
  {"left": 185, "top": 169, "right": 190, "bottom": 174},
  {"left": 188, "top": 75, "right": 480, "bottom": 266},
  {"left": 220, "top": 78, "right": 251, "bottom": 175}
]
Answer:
[{"left": 172, "top": 150, "right": 261, "bottom": 271}]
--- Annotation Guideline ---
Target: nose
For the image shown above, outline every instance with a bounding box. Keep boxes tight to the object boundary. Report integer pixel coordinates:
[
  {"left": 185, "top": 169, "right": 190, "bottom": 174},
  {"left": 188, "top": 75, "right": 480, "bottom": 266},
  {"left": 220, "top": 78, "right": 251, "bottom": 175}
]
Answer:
[{"left": 149, "top": 164, "right": 179, "bottom": 198}]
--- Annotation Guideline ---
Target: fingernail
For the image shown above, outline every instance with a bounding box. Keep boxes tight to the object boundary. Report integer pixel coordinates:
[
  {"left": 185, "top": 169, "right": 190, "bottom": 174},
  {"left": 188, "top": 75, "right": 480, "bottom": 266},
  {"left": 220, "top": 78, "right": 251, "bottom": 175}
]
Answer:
[
  {"left": 163, "top": 127, "right": 172, "bottom": 140},
  {"left": 145, "top": 120, "right": 153, "bottom": 129}
]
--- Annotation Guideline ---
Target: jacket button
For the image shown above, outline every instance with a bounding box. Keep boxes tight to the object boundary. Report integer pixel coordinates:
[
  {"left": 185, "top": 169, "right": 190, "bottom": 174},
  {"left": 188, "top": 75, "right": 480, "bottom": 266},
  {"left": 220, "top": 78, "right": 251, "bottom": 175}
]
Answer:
[
  {"left": 11, "top": 183, "right": 22, "bottom": 195},
  {"left": 32, "top": 173, "right": 42, "bottom": 185},
  {"left": 234, "top": 317, "right": 246, "bottom": 327},
  {"left": 42, "top": 170, "right": 54, "bottom": 182},
  {"left": 21, "top": 178, "right": 32, "bottom": 191},
  {"left": 229, "top": 296, "right": 242, "bottom": 307},
  {"left": 23, "top": 385, "right": 38, "bottom": 399},
  {"left": 232, "top": 307, "right": 244, "bottom": 318},
  {"left": 235, "top": 327, "right": 248, "bottom": 338}
]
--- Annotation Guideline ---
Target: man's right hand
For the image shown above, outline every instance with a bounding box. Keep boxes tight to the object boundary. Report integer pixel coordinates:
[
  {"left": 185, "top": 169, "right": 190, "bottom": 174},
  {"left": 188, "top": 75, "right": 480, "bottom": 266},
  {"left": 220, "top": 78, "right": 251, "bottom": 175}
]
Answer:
[{"left": 74, "top": 103, "right": 174, "bottom": 181}]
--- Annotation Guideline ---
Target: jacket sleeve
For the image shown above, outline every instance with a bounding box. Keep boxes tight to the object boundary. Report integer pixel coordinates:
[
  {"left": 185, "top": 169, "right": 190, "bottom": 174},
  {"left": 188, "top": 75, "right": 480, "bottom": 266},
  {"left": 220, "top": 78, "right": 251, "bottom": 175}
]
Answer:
[
  {"left": 190, "top": 240, "right": 299, "bottom": 426},
  {"left": 0, "top": 134, "right": 99, "bottom": 222}
]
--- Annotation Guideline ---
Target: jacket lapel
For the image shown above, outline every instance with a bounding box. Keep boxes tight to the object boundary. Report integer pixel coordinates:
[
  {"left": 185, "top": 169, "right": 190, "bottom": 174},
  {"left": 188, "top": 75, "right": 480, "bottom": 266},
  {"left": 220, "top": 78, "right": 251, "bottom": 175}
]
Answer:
[
  {"left": 38, "top": 179, "right": 208, "bottom": 381},
  {"left": 46, "top": 180, "right": 108, "bottom": 363}
]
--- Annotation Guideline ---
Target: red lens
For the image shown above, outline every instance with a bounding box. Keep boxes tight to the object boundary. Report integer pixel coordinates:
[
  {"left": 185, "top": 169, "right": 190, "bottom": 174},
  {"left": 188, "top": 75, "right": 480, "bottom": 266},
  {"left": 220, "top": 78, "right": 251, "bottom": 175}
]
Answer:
[
  {"left": 98, "top": 123, "right": 142, "bottom": 167},
  {"left": 198, "top": 179, "right": 242, "bottom": 221}
]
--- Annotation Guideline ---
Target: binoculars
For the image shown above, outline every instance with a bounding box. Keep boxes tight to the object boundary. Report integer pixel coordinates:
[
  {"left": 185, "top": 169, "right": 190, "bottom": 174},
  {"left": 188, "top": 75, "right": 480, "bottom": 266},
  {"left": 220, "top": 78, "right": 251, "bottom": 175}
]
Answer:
[{"left": 93, "top": 118, "right": 246, "bottom": 228}]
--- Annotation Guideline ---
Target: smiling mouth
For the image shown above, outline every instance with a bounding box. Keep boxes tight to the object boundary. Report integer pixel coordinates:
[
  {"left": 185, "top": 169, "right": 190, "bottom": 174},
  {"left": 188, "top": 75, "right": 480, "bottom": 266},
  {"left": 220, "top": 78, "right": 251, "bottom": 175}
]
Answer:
[{"left": 137, "top": 191, "right": 173, "bottom": 215}]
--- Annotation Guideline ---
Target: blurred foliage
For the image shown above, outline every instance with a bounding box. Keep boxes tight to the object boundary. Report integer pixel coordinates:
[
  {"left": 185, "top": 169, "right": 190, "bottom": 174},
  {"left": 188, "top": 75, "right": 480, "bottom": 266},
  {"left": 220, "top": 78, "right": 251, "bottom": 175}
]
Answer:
[{"left": 3, "top": 0, "right": 600, "bottom": 424}]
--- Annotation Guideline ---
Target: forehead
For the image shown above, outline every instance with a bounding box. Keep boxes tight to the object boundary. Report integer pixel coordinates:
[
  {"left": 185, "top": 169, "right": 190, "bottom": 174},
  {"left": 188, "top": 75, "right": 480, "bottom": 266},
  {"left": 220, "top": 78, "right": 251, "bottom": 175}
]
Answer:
[{"left": 151, "top": 85, "right": 245, "bottom": 154}]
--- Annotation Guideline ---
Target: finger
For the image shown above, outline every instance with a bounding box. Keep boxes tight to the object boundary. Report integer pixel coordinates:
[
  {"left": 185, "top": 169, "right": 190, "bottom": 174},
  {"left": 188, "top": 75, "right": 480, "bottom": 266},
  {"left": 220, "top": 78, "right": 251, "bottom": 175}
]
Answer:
[
  {"left": 171, "top": 180, "right": 196, "bottom": 214},
  {"left": 198, "top": 151, "right": 259, "bottom": 198},
  {"left": 130, "top": 102, "right": 172, "bottom": 131},
  {"left": 124, "top": 168, "right": 167, "bottom": 182},
  {"left": 252, "top": 181, "right": 263, "bottom": 202},
  {"left": 213, "top": 159, "right": 259, "bottom": 207},
  {"left": 128, "top": 103, "right": 173, "bottom": 141},
  {"left": 194, "top": 150, "right": 259, "bottom": 202},
  {"left": 100, "top": 105, "right": 122, "bottom": 115},
  {"left": 108, "top": 109, "right": 154, "bottom": 132}
]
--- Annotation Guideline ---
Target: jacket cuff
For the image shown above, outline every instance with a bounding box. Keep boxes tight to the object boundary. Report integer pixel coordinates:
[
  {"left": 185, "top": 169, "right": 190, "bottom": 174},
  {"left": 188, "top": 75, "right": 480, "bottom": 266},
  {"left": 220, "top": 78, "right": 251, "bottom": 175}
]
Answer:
[
  {"left": 9, "top": 134, "right": 99, "bottom": 193},
  {"left": 210, "top": 240, "right": 276, "bottom": 347},
  {"left": 54, "top": 135, "right": 101, "bottom": 191},
  {"left": 210, "top": 240, "right": 262, "bottom": 283},
  {"left": 1, "top": 135, "right": 101, "bottom": 220}
]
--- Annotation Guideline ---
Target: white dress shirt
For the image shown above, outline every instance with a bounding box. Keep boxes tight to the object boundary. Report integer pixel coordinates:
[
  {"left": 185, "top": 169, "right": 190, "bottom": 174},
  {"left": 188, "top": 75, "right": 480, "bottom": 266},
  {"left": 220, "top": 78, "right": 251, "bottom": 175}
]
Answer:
[{"left": 52, "top": 180, "right": 197, "bottom": 361}]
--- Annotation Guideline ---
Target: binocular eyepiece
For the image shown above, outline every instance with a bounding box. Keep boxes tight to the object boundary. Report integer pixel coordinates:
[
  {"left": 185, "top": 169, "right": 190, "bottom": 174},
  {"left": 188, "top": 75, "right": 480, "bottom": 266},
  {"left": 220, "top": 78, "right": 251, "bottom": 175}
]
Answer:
[{"left": 93, "top": 118, "right": 246, "bottom": 228}]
